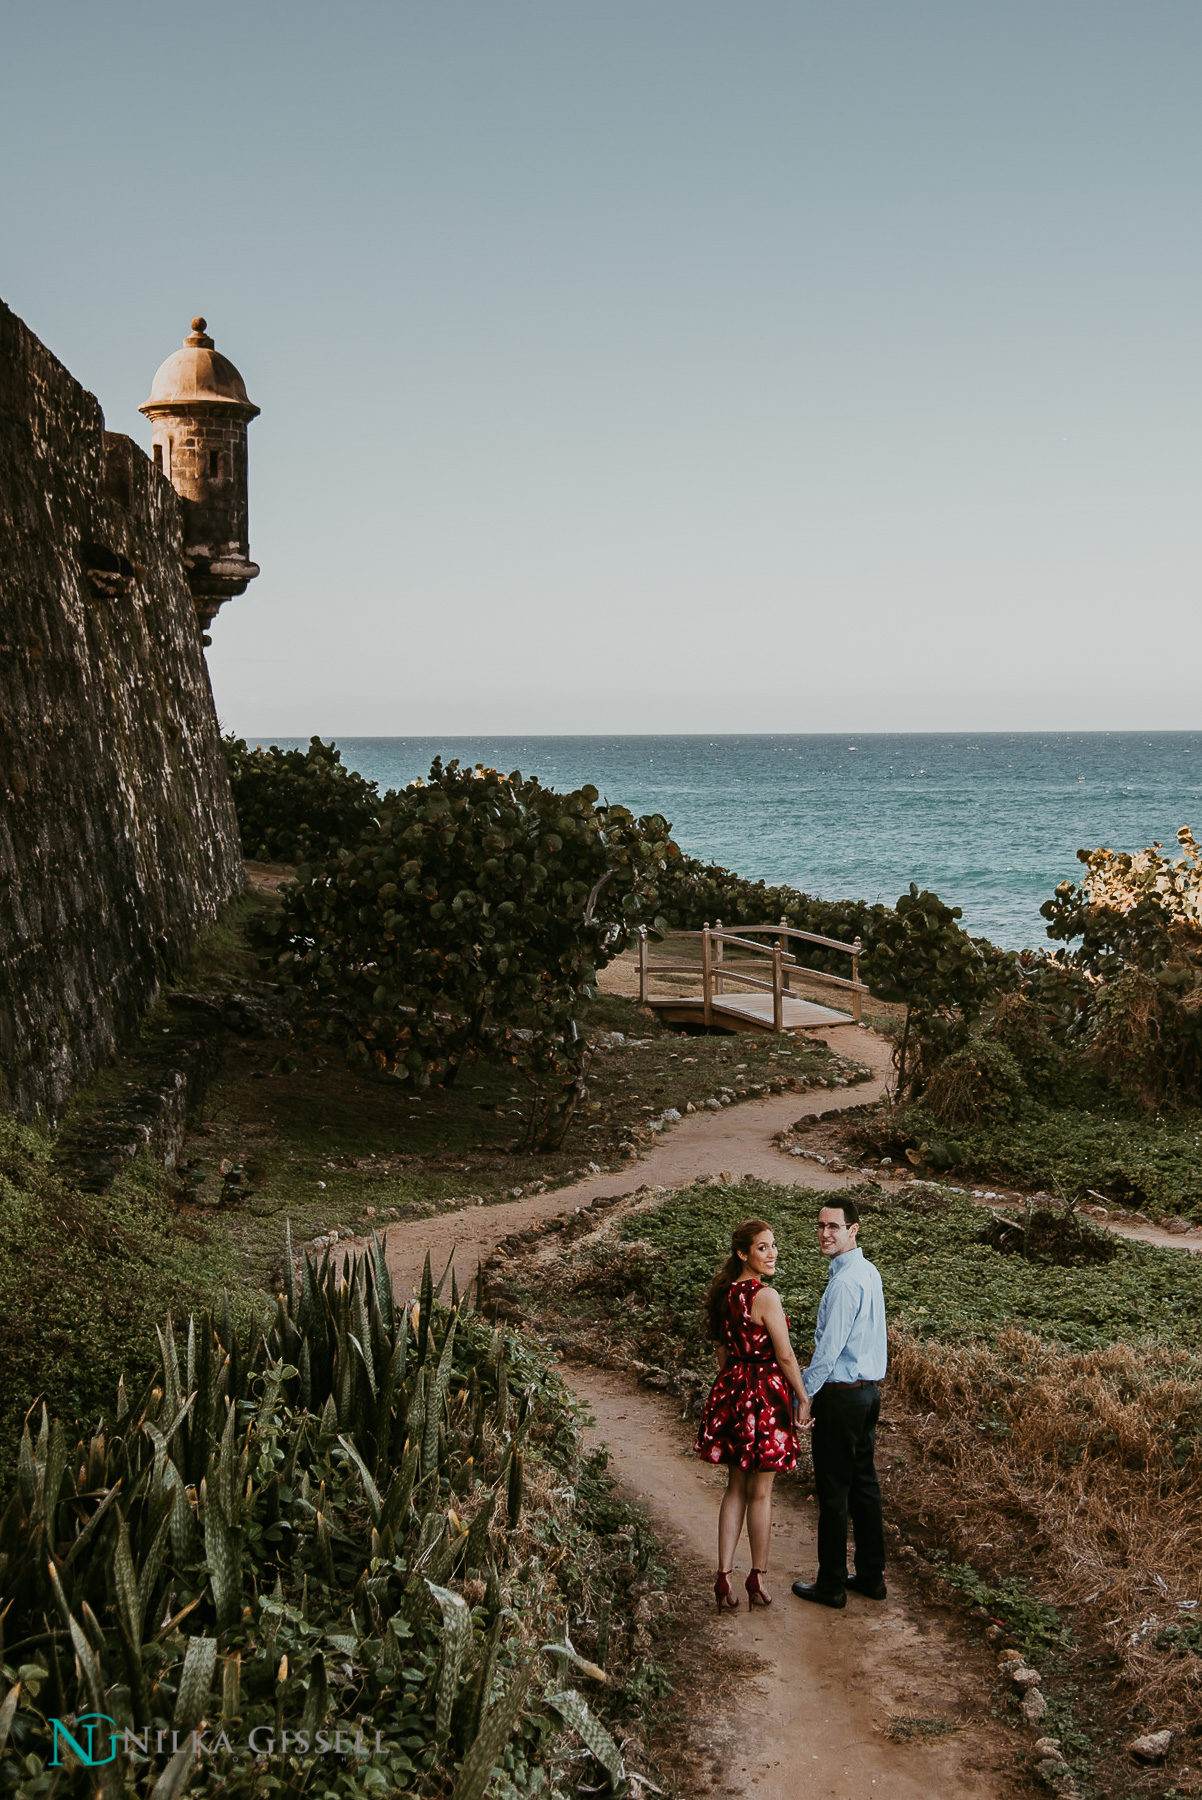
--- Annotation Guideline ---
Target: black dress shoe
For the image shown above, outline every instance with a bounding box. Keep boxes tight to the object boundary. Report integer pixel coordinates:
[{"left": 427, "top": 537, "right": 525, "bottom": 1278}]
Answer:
[
  {"left": 846, "top": 1574, "right": 888, "bottom": 1600},
  {"left": 791, "top": 1581, "right": 846, "bottom": 1608}
]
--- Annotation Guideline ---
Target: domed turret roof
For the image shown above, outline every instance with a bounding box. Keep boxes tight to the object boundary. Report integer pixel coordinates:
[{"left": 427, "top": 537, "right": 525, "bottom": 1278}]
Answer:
[{"left": 140, "top": 318, "right": 260, "bottom": 418}]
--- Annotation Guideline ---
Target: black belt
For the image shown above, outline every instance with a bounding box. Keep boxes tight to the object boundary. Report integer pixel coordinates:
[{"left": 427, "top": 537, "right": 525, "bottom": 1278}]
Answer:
[{"left": 823, "top": 1378, "right": 880, "bottom": 1389}]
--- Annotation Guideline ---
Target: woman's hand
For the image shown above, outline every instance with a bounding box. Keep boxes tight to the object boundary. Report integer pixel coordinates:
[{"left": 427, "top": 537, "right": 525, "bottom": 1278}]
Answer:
[{"left": 753, "top": 1285, "right": 809, "bottom": 1413}]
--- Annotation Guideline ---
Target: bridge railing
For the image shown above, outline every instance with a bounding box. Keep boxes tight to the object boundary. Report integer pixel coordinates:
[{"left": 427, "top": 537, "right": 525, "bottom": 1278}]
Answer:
[{"left": 636, "top": 918, "right": 867, "bottom": 1029}]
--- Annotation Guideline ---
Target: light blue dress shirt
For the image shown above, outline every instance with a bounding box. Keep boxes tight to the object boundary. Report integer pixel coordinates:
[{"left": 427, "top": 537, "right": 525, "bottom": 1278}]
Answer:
[{"left": 801, "top": 1246, "right": 887, "bottom": 1398}]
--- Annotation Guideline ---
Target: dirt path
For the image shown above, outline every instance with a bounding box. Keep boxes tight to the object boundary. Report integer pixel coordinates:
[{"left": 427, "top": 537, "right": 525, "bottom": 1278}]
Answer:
[
  {"left": 572, "top": 1364, "right": 1016, "bottom": 1800},
  {"left": 381, "top": 1023, "right": 892, "bottom": 1300}
]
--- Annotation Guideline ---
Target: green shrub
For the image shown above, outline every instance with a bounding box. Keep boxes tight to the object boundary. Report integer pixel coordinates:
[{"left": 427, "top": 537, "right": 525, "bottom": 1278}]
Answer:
[
  {"left": 259, "top": 760, "right": 676, "bottom": 1148},
  {"left": 921, "top": 1038, "right": 1028, "bottom": 1130},
  {"left": 224, "top": 736, "right": 384, "bottom": 862}
]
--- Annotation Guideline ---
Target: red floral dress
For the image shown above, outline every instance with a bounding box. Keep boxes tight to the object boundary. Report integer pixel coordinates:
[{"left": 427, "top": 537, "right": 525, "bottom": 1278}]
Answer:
[{"left": 695, "top": 1279, "right": 799, "bottom": 1472}]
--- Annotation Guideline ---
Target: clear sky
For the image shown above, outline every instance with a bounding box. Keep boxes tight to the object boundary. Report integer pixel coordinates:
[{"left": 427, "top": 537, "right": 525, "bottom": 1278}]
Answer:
[{"left": 3, "top": 3, "right": 1199, "bottom": 735}]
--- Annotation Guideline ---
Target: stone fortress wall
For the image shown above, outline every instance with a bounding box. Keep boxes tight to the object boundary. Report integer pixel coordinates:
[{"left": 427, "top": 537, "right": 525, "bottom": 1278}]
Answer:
[{"left": 0, "top": 299, "right": 246, "bottom": 1120}]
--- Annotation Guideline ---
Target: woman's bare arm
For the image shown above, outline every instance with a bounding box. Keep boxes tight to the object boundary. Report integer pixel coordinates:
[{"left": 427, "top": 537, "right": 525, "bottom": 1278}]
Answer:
[
  {"left": 714, "top": 1343, "right": 729, "bottom": 1373},
  {"left": 752, "top": 1286, "right": 811, "bottom": 1420}
]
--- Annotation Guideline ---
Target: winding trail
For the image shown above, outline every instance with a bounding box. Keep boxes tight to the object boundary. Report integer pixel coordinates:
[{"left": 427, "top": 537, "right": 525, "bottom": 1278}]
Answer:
[
  {"left": 376, "top": 1019, "right": 1195, "bottom": 1794},
  {"left": 381, "top": 1024, "right": 893, "bottom": 1301}
]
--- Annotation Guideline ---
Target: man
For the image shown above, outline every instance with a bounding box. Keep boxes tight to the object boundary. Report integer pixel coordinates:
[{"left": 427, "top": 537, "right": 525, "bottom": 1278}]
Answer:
[{"left": 791, "top": 1198, "right": 888, "bottom": 1609}]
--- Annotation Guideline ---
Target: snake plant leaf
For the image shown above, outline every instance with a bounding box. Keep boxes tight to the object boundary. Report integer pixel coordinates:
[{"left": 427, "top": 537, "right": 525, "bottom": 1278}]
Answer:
[
  {"left": 349, "top": 1332, "right": 378, "bottom": 1401},
  {"left": 201, "top": 1479, "right": 242, "bottom": 1634},
  {"left": 0, "top": 1681, "right": 20, "bottom": 1755},
  {"left": 299, "top": 1648, "right": 328, "bottom": 1735},
  {"left": 451, "top": 1609, "right": 504, "bottom": 1753},
  {"left": 113, "top": 1514, "right": 140, "bottom": 1645},
  {"left": 450, "top": 1660, "right": 533, "bottom": 1800},
  {"left": 507, "top": 1449, "right": 524, "bottom": 1528},
  {"left": 174, "top": 1634, "right": 218, "bottom": 1730},
  {"left": 61, "top": 1477, "right": 123, "bottom": 1569},
  {"left": 427, "top": 1581, "right": 472, "bottom": 1744},
  {"left": 433, "top": 1247, "right": 456, "bottom": 1303},
  {"left": 221, "top": 1650, "right": 241, "bottom": 1726},
  {"left": 137, "top": 1508, "right": 174, "bottom": 1636},
  {"left": 284, "top": 1218, "right": 297, "bottom": 1312},
  {"left": 352, "top": 1278, "right": 374, "bottom": 1385},
  {"left": 16, "top": 1426, "right": 35, "bottom": 1515},
  {"left": 418, "top": 1253, "right": 433, "bottom": 1367},
  {"left": 463, "top": 1482, "right": 498, "bottom": 1571},
  {"left": 548, "top": 1688, "right": 628, "bottom": 1790},
  {"left": 422, "top": 1311, "right": 459, "bottom": 1479},
  {"left": 36, "top": 1417, "right": 67, "bottom": 1533},
  {"left": 372, "top": 1229, "right": 394, "bottom": 1333},
  {"left": 150, "top": 1739, "right": 198, "bottom": 1800},
  {"left": 335, "top": 1433, "right": 382, "bottom": 1524},
  {"left": 319, "top": 1392, "right": 339, "bottom": 1442},
  {"left": 380, "top": 1437, "right": 419, "bottom": 1535}
]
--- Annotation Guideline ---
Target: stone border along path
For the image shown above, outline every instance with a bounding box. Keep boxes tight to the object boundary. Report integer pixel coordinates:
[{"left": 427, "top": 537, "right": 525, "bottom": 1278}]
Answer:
[{"left": 364, "top": 1022, "right": 1194, "bottom": 1797}]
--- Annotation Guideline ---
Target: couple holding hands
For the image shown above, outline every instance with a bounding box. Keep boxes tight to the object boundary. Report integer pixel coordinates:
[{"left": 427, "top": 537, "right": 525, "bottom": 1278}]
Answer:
[{"left": 696, "top": 1200, "right": 887, "bottom": 1611}]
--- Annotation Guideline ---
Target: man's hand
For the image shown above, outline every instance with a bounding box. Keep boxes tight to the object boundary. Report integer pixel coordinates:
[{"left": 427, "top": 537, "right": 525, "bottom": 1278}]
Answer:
[{"left": 793, "top": 1393, "right": 814, "bottom": 1432}]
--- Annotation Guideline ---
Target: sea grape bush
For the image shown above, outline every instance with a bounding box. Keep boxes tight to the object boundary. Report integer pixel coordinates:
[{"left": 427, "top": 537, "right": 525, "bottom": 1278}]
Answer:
[
  {"left": 224, "top": 736, "right": 384, "bottom": 863},
  {"left": 0, "top": 1236, "right": 639, "bottom": 1798},
  {"left": 654, "top": 852, "right": 877, "bottom": 978},
  {"left": 1037, "top": 827, "right": 1202, "bottom": 1103},
  {"left": 258, "top": 760, "right": 676, "bottom": 1148},
  {"left": 860, "top": 886, "right": 1015, "bottom": 1096}
]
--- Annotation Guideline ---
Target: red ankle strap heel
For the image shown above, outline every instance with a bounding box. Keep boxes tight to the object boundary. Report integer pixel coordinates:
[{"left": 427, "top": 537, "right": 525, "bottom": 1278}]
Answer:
[
  {"left": 714, "top": 1569, "right": 739, "bottom": 1611},
  {"left": 745, "top": 1568, "right": 772, "bottom": 1607}
]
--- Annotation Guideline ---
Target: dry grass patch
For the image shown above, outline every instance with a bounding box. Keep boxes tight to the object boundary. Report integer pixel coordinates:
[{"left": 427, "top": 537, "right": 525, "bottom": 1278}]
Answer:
[{"left": 888, "top": 1327, "right": 1202, "bottom": 1736}]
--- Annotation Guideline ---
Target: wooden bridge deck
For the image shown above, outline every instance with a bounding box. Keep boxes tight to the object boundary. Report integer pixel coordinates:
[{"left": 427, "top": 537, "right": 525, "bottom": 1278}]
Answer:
[
  {"left": 636, "top": 919, "right": 867, "bottom": 1035},
  {"left": 644, "top": 990, "right": 853, "bottom": 1032}
]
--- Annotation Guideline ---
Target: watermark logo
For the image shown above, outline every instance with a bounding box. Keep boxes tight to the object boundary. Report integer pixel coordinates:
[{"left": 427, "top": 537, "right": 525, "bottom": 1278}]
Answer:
[
  {"left": 47, "top": 1717, "right": 385, "bottom": 1765},
  {"left": 49, "top": 1714, "right": 118, "bottom": 1767}
]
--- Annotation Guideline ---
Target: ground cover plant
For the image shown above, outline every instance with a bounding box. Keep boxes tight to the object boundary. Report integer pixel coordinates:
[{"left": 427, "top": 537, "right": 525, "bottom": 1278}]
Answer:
[
  {"left": 0, "top": 1238, "right": 674, "bottom": 1798},
  {"left": 519, "top": 1177, "right": 1202, "bottom": 1794},
  {"left": 0, "top": 1116, "right": 247, "bottom": 1483},
  {"left": 857, "top": 1094, "right": 1202, "bottom": 1222}
]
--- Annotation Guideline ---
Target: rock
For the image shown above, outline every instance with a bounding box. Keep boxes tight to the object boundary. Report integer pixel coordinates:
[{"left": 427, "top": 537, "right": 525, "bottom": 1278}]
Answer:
[
  {"left": 705, "top": 1097, "right": 721, "bottom": 1112},
  {"left": 660, "top": 1108, "right": 681, "bottom": 1123},
  {"left": 1011, "top": 1666, "right": 1042, "bottom": 1689},
  {"left": 997, "top": 1649, "right": 1025, "bottom": 1666},
  {"left": 1165, "top": 1217, "right": 1191, "bottom": 1234},
  {"left": 789, "top": 1146, "right": 803, "bottom": 1157},
  {"left": 826, "top": 1156, "right": 847, "bottom": 1172},
  {"left": 1035, "top": 1760, "right": 1067, "bottom": 1783},
  {"left": 1032, "top": 1739, "right": 1063, "bottom": 1759},
  {"left": 1021, "top": 1688, "right": 1047, "bottom": 1724},
  {"left": 1129, "top": 1730, "right": 1172, "bottom": 1762},
  {"left": 685, "top": 1101, "right": 695, "bottom": 1113}
]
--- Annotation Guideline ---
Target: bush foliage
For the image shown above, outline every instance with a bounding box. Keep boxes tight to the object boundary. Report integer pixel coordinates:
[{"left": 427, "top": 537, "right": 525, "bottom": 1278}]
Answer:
[
  {"left": 257, "top": 760, "right": 677, "bottom": 1148},
  {"left": 224, "top": 738, "right": 384, "bottom": 863}
]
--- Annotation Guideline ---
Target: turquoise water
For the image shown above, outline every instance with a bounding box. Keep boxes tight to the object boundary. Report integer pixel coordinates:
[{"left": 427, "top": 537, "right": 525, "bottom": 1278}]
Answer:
[{"left": 250, "top": 734, "right": 1202, "bottom": 950}]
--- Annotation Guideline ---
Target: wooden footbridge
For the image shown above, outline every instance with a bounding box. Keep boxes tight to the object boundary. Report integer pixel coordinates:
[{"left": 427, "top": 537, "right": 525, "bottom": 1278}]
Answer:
[{"left": 637, "top": 919, "right": 868, "bottom": 1034}]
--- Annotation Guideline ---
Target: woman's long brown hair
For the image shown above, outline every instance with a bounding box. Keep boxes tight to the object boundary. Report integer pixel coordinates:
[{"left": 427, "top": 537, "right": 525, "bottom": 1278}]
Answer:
[{"left": 703, "top": 1218, "right": 773, "bottom": 1341}]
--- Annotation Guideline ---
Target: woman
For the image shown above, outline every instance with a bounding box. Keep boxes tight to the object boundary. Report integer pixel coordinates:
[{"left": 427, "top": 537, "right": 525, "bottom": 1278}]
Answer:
[{"left": 695, "top": 1218, "right": 810, "bottom": 1610}]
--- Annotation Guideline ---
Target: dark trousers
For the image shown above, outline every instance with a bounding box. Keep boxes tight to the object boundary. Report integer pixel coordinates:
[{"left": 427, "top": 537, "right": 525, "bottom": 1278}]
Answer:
[{"left": 810, "top": 1383, "right": 885, "bottom": 1591}]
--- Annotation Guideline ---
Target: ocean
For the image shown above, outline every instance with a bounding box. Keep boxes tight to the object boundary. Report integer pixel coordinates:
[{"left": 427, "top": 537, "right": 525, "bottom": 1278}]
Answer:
[{"left": 248, "top": 734, "right": 1202, "bottom": 951}]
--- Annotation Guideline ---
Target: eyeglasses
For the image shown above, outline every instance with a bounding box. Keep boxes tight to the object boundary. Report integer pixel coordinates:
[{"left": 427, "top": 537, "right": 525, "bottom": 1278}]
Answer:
[{"left": 815, "top": 1223, "right": 845, "bottom": 1233}]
